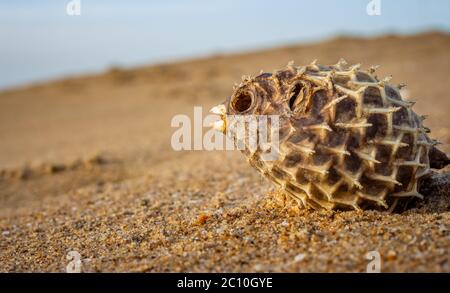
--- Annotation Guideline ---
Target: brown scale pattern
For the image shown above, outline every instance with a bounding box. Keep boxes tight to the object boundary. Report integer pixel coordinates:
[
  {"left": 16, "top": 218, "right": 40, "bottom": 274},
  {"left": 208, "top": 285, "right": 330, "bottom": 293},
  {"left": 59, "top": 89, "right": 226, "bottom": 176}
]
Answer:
[{"left": 222, "top": 60, "right": 438, "bottom": 211}]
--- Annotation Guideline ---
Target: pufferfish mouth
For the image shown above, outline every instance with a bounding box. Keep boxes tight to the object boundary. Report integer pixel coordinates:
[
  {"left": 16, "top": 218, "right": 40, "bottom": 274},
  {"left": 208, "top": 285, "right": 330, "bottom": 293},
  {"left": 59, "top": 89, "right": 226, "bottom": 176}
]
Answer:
[{"left": 210, "top": 104, "right": 227, "bottom": 133}]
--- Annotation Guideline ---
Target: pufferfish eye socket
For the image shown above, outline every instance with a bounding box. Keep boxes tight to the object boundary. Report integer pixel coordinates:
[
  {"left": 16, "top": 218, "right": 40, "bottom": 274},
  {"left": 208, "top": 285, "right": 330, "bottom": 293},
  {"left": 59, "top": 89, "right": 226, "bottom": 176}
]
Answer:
[
  {"left": 288, "top": 82, "right": 303, "bottom": 111},
  {"left": 231, "top": 91, "right": 254, "bottom": 113}
]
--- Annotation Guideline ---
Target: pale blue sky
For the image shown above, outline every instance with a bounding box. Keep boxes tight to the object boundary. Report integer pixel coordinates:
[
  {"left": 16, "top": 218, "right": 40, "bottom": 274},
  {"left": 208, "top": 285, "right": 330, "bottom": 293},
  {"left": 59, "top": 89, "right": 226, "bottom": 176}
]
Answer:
[{"left": 0, "top": 0, "right": 449, "bottom": 89}]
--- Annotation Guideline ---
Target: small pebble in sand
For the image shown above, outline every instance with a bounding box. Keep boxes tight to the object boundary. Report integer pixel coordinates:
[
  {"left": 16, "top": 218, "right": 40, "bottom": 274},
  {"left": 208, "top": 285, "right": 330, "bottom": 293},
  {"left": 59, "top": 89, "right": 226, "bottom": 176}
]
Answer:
[
  {"left": 387, "top": 250, "right": 397, "bottom": 261},
  {"left": 294, "top": 253, "right": 306, "bottom": 262},
  {"left": 196, "top": 214, "right": 209, "bottom": 225}
]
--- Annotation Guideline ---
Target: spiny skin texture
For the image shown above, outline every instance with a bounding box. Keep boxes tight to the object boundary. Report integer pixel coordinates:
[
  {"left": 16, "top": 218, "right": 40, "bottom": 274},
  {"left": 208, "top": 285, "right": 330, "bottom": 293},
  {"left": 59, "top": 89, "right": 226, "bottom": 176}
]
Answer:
[{"left": 218, "top": 60, "right": 439, "bottom": 211}]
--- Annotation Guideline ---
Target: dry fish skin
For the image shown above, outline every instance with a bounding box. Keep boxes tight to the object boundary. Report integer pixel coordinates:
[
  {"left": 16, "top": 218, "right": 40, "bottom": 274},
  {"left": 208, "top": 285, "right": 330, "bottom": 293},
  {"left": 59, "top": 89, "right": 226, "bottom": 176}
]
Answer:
[{"left": 212, "top": 60, "right": 443, "bottom": 211}]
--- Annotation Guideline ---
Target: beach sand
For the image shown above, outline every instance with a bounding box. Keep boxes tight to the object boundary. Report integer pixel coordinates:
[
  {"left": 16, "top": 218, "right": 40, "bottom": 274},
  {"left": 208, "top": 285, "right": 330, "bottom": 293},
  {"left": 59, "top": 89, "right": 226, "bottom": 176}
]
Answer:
[{"left": 0, "top": 32, "right": 449, "bottom": 272}]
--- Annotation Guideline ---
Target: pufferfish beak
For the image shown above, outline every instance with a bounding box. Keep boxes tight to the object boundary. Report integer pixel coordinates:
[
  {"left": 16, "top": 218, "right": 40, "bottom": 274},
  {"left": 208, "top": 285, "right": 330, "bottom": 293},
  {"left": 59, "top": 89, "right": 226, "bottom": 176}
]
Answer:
[{"left": 210, "top": 104, "right": 227, "bottom": 133}]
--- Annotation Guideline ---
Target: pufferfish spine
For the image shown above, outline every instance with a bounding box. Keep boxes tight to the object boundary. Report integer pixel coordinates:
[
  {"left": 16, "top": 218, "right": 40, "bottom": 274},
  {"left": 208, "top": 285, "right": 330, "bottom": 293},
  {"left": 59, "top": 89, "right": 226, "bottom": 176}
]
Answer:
[{"left": 215, "top": 59, "right": 443, "bottom": 211}]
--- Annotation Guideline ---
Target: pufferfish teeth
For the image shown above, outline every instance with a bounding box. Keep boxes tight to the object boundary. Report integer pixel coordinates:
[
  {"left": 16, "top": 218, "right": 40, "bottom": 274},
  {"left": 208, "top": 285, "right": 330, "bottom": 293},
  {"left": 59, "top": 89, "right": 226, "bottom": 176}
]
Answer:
[
  {"left": 210, "top": 104, "right": 226, "bottom": 115},
  {"left": 211, "top": 119, "right": 226, "bottom": 133}
]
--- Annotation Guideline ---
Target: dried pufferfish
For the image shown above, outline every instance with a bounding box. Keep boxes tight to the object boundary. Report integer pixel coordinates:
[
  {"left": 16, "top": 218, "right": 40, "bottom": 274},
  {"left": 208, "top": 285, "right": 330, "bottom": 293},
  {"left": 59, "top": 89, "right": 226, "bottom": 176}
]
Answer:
[{"left": 211, "top": 60, "right": 449, "bottom": 211}]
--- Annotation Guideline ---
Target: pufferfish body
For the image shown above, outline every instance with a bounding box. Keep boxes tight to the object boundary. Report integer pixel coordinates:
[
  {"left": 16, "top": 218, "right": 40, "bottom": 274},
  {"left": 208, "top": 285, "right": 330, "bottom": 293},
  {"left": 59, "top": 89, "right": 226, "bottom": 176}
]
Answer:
[{"left": 211, "top": 60, "right": 445, "bottom": 211}]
